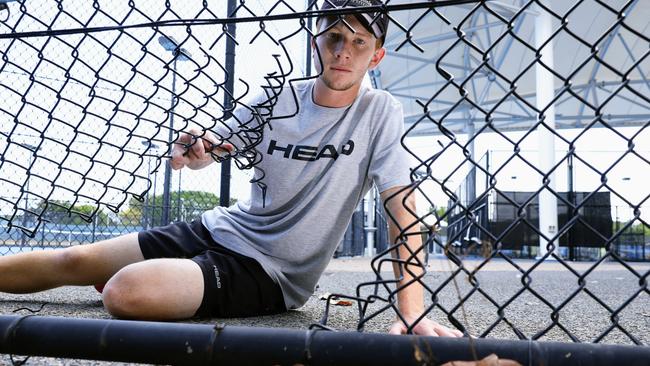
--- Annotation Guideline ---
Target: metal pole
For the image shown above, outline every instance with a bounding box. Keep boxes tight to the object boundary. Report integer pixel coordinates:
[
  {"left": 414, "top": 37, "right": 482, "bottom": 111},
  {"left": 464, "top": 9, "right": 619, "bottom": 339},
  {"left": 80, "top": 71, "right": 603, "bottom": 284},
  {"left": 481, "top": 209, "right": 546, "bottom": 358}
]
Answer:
[
  {"left": 364, "top": 190, "right": 376, "bottom": 257},
  {"left": 19, "top": 186, "right": 30, "bottom": 247},
  {"left": 39, "top": 222, "right": 45, "bottom": 247},
  {"left": 91, "top": 213, "right": 97, "bottom": 244},
  {"left": 567, "top": 153, "right": 574, "bottom": 261},
  {"left": 305, "top": 0, "right": 313, "bottom": 77},
  {"left": 152, "top": 163, "right": 158, "bottom": 226},
  {"left": 462, "top": 28, "right": 476, "bottom": 211},
  {"left": 19, "top": 146, "right": 34, "bottom": 248},
  {"left": 1, "top": 315, "right": 649, "bottom": 366},
  {"left": 176, "top": 169, "right": 182, "bottom": 221},
  {"left": 220, "top": 0, "right": 237, "bottom": 207},
  {"left": 485, "top": 150, "right": 490, "bottom": 191},
  {"left": 162, "top": 58, "right": 178, "bottom": 225},
  {"left": 144, "top": 154, "right": 151, "bottom": 229},
  {"left": 535, "top": 7, "right": 558, "bottom": 259},
  {"left": 614, "top": 205, "right": 621, "bottom": 254},
  {"left": 466, "top": 113, "right": 476, "bottom": 205}
]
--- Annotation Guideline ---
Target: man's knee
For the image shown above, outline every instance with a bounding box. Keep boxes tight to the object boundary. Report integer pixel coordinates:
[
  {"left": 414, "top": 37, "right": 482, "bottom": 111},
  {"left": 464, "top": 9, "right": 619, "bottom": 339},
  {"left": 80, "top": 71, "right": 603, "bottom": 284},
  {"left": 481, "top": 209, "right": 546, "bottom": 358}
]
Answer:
[
  {"left": 54, "top": 247, "right": 92, "bottom": 277},
  {"left": 102, "top": 268, "right": 145, "bottom": 319},
  {"left": 101, "top": 260, "right": 204, "bottom": 320}
]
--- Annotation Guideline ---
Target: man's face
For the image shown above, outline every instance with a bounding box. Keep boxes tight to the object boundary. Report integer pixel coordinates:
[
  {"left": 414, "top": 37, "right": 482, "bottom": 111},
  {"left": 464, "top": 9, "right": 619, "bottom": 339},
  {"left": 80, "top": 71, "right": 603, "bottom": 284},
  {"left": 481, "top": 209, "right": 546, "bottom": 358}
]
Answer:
[{"left": 312, "top": 15, "right": 385, "bottom": 92}]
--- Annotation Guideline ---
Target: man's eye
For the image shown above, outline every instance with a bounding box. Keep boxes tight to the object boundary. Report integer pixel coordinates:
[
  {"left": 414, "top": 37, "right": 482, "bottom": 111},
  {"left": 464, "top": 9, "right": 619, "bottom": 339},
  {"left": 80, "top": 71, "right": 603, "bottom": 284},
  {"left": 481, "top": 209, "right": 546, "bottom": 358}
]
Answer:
[
  {"left": 354, "top": 39, "right": 366, "bottom": 45},
  {"left": 326, "top": 33, "right": 341, "bottom": 41}
]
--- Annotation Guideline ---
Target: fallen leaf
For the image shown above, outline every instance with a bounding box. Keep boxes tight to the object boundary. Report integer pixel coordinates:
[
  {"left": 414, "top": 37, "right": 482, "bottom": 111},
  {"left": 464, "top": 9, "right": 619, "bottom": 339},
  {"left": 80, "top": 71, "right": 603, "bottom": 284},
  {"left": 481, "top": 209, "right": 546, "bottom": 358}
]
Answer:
[
  {"left": 330, "top": 299, "right": 353, "bottom": 306},
  {"left": 318, "top": 292, "right": 354, "bottom": 306}
]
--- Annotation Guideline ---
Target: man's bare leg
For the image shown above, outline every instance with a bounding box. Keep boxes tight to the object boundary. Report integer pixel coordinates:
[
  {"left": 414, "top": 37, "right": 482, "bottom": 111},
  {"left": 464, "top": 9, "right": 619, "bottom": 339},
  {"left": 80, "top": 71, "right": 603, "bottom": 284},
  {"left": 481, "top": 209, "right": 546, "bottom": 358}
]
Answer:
[
  {"left": 0, "top": 232, "right": 205, "bottom": 320},
  {"left": 0, "top": 233, "right": 143, "bottom": 293},
  {"left": 102, "top": 258, "right": 204, "bottom": 320}
]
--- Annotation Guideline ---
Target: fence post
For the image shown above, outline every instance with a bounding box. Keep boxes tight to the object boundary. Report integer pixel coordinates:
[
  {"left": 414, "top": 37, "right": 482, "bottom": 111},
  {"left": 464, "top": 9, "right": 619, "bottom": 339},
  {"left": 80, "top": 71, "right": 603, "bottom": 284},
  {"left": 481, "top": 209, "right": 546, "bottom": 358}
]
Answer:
[
  {"left": 364, "top": 192, "right": 377, "bottom": 257},
  {"left": 375, "top": 192, "right": 388, "bottom": 254},
  {"left": 39, "top": 222, "right": 45, "bottom": 247},
  {"left": 91, "top": 213, "right": 97, "bottom": 244},
  {"left": 220, "top": 0, "right": 238, "bottom": 208},
  {"left": 567, "top": 153, "right": 575, "bottom": 260}
]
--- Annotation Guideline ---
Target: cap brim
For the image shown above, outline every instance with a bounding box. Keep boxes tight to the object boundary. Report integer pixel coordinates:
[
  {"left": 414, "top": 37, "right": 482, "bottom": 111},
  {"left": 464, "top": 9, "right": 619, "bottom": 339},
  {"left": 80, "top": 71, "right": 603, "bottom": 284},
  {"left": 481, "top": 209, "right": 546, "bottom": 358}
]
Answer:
[
  {"left": 356, "top": 13, "right": 384, "bottom": 41},
  {"left": 320, "top": 1, "right": 386, "bottom": 42}
]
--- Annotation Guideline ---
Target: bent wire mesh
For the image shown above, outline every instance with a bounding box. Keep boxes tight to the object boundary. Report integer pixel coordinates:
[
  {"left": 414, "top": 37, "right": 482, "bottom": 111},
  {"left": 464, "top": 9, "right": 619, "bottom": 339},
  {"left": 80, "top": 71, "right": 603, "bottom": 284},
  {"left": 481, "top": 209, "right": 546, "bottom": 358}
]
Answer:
[{"left": 0, "top": 0, "right": 649, "bottom": 350}]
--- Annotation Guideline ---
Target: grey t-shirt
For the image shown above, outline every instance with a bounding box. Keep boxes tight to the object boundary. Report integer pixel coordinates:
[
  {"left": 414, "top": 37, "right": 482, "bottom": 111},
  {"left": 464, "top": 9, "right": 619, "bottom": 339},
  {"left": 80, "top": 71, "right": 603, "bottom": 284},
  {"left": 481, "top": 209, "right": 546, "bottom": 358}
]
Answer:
[{"left": 202, "top": 80, "right": 411, "bottom": 309}]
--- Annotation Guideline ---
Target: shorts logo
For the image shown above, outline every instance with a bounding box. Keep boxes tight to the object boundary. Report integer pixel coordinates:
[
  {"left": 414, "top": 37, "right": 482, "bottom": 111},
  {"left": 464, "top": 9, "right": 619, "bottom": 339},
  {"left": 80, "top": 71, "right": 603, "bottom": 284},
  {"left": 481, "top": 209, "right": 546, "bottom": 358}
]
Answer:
[{"left": 212, "top": 265, "right": 222, "bottom": 289}]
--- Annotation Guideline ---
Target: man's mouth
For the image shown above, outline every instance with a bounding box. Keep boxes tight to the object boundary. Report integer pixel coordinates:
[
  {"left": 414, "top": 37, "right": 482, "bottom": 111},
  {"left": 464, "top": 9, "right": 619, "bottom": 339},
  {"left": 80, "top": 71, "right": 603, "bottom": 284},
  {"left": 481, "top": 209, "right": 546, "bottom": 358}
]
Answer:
[{"left": 331, "top": 66, "right": 352, "bottom": 72}]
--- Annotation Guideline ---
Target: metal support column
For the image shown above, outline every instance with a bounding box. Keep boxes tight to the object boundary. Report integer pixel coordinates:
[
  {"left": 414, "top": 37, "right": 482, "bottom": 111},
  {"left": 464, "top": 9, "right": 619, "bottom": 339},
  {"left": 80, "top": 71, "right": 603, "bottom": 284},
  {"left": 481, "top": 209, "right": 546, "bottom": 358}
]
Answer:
[
  {"left": 465, "top": 112, "right": 476, "bottom": 206},
  {"left": 364, "top": 189, "right": 377, "bottom": 257},
  {"left": 305, "top": 0, "right": 313, "bottom": 77},
  {"left": 567, "top": 153, "right": 575, "bottom": 260},
  {"left": 162, "top": 57, "right": 178, "bottom": 226},
  {"left": 463, "top": 16, "right": 477, "bottom": 209},
  {"left": 535, "top": 7, "right": 559, "bottom": 259}
]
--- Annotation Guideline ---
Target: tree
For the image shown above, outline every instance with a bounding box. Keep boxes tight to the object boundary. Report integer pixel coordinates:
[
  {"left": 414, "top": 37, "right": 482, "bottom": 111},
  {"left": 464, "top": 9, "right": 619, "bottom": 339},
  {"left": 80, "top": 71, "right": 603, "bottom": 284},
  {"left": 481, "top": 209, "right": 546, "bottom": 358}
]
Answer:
[
  {"left": 428, "top": 205, "right": 447, "bottom": 220},
  {"left": 612, "top": 220, "right": 650, "bottom": 235},
  {"left": 34, "top": 199, "right": 112, "bottom": 226}
]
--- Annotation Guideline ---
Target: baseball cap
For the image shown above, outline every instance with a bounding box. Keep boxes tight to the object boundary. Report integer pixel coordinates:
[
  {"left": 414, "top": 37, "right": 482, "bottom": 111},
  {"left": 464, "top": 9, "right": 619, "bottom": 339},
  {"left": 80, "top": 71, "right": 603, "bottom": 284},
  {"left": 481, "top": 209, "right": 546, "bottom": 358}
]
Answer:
[{"left": 320, "top": 0, "right": 389, "bottom": 46}]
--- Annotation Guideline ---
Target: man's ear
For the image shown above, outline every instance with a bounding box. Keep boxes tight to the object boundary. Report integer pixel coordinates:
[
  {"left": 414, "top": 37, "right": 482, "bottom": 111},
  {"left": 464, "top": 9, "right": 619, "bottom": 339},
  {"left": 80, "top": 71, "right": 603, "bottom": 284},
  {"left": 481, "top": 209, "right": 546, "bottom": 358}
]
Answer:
[{"left": 368, "top": 47, "right": 386, "bottom": 70}]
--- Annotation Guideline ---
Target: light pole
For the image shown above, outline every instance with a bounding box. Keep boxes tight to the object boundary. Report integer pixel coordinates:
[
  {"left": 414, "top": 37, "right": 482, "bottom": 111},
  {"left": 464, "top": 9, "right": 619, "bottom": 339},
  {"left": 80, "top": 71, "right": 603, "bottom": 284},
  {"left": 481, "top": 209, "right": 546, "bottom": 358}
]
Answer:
[
  {"left": 20, "top": 143, "right": 36, "bottom": 248},
  {"left": 619, "top": 177, "right": 638, "bottom": 259},
  {"left": 176, "top": 169, "right": 182, "bottom": 222},
  {"left": 158, "top": 35, "right": 191, "bottom": 226},
  {"left": 140, "top": 140, "right": 159, "bottom": 229},
  {"left": 567, "top": 153, "right": 575, "bottom": 261}
]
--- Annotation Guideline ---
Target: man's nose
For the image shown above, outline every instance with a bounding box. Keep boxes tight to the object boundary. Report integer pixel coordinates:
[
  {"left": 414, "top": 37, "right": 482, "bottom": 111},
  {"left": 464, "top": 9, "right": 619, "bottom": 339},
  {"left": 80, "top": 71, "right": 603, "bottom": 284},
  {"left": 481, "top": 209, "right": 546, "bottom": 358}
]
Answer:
[{"left": 333, "top": 39, "right": 351, "bottom": 59}]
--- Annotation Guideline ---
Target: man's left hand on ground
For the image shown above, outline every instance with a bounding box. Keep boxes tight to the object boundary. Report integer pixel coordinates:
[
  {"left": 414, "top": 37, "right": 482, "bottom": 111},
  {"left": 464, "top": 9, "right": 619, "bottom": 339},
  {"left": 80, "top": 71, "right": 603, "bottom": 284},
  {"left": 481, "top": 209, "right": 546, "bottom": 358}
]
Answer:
[{"left": 389, "top": 317, "right": 464, "bottom": 337}]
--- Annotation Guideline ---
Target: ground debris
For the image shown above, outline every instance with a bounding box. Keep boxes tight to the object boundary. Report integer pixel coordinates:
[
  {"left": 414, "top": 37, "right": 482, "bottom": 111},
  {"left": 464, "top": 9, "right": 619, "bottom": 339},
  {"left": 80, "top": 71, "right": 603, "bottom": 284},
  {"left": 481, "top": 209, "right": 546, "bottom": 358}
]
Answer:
[{"left": 319, "top": 292, "right": 354, "bottom": 306}]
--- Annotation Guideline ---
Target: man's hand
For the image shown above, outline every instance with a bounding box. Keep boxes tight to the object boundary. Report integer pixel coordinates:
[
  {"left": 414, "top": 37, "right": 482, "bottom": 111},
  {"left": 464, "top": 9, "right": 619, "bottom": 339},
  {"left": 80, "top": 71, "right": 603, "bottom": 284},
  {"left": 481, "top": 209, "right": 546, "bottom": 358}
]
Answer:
[
  {"left": 389, "top": 316, "right": 463, "bottom": 337},
  {"left": 170, "top": 128, "right": 234, "bottom": 170}
]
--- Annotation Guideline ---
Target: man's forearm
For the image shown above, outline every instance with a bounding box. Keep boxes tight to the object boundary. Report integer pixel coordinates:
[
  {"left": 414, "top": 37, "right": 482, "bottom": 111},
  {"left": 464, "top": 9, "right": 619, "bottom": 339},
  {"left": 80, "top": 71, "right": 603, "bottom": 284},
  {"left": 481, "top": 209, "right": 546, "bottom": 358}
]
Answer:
[
  {"left": 382, "top": 187, "right": 428, "bottom": 319},
  {"left": 388, "top": 217, "right": 427, "bottom": 318}
]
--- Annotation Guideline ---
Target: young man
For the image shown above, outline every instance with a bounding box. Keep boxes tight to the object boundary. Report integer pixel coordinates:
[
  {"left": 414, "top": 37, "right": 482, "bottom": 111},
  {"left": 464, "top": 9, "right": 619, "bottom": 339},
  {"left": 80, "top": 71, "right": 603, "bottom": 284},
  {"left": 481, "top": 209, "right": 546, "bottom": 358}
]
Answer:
[{"left": 0, "top": 0, "right": 461, "bottom": 337}]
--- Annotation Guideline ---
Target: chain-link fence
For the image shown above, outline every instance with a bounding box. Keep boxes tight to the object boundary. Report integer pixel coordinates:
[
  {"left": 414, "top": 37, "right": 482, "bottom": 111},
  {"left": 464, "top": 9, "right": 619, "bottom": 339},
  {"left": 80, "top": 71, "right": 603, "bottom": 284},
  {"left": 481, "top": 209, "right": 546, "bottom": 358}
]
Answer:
[
  {"left": 0, "top": 146, "right": 234, "bottom": 254},
  {"left": 441, "top": 149, "right": 649, "bottom": 261},
  {"left": 1, "top": 0, "right": 649, "bottom": 360}
]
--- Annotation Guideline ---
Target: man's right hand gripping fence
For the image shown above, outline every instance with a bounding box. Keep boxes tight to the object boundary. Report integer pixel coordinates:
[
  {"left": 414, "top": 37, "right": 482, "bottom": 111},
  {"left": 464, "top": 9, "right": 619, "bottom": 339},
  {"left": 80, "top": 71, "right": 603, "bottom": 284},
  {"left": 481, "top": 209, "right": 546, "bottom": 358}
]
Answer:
[{"left": 1, "top": 0, "right": 649, "bottom": 350}]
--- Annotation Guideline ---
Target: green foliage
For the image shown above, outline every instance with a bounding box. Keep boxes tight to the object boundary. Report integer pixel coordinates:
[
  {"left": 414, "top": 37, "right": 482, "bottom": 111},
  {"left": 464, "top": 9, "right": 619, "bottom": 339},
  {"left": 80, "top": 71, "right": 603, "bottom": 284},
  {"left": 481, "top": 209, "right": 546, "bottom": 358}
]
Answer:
[
  {"left": 35, "top": 199, "right": 112, "bottom": 225},
  {"left": 29, "top": 191, "right": 235, "bottom": 227},
  {"left": 613, "top": 220, "right": 650, "bottom": 235},
  {"left": 428, "top": 205, "right": 447, "bottom": 219},
  {"left": 120, "top": 190, "right": 236, "bottom": 225}
]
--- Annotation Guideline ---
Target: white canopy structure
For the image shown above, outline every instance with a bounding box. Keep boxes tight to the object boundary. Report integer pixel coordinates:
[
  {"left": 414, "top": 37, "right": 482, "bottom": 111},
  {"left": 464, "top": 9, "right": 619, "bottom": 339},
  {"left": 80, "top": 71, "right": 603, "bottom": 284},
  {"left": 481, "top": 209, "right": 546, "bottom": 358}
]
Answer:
[
  {"left": 370, "top": 0, "right": 648, "bottom": 136},
  {"left": 366, "top": 0, "right": 648, "bottom": 258}
]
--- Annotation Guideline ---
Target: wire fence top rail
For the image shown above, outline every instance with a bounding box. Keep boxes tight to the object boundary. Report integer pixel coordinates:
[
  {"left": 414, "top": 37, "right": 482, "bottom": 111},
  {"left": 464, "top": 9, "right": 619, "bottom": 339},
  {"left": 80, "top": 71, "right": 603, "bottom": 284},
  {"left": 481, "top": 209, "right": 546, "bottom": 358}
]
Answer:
[{"left": 0, "top": 0, "right": 485, "bottom": 39}]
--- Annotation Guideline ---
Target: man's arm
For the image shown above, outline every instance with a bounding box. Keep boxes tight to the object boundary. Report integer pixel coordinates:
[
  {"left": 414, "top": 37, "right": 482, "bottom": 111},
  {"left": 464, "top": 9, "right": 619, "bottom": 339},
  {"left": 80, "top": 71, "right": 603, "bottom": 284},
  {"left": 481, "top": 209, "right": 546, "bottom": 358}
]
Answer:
[{"left": 380, "top": 185, "right": 462, "bottom": 337}]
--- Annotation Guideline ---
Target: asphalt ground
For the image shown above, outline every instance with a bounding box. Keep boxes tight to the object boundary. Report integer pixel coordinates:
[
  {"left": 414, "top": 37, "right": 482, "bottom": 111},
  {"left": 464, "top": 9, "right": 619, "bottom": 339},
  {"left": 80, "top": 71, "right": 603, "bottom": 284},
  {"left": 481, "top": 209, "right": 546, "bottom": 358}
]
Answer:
[{"left": 1, "top": 257, "right": 649, "bottom": 365}]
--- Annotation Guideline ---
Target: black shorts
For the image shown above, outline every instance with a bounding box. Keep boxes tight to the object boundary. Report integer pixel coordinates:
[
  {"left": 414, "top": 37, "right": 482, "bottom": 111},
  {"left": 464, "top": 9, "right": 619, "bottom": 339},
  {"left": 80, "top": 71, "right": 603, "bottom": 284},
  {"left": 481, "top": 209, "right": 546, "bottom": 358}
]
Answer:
[{"left": 137, "top": 220, "right": 286, "bottom": 318}]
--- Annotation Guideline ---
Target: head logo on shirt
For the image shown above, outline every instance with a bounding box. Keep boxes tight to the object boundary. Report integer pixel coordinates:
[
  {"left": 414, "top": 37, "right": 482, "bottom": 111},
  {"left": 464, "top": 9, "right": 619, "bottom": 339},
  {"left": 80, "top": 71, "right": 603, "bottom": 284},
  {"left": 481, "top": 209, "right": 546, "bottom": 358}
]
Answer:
[{"left": 267, "top": 139, "right": 355, "bottom": 161}]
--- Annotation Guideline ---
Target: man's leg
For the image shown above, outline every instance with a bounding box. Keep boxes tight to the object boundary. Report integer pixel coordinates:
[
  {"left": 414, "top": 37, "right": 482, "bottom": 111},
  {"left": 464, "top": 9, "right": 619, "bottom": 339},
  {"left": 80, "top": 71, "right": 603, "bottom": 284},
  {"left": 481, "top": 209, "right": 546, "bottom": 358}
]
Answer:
[
  {"left": 101, "top": 258, "right": 204, "bottom": 320},
  {"left": 0, "top": 232, "right": 204, "bottom": 320},
  {"left": 0, "top": 233, "right": 143, "bottom": 293}
]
